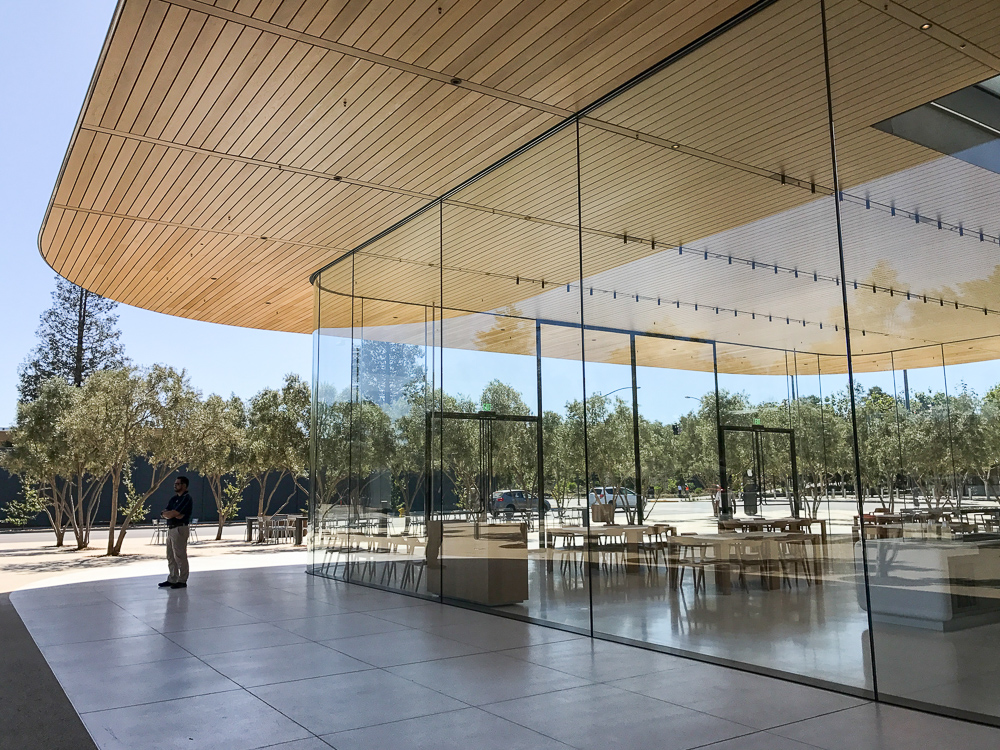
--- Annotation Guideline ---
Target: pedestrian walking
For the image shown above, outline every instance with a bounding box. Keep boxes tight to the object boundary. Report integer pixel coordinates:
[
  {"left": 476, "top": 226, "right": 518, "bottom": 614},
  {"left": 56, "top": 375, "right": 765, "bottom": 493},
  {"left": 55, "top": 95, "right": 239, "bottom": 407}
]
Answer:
[{"left": 158, "top": 476, "right": 193, "bottom": 589}]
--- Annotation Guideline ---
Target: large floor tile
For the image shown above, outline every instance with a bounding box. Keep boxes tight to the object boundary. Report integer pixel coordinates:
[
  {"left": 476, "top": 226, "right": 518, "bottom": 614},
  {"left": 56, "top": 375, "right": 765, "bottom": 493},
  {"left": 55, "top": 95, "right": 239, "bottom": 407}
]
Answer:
[
  {"left": 772, "top": 703, "right": 1000, "bottom": 750},
  {"left": 322, "top": 628, "right": 487, "bottom": 667},
  {"left": 41, "top": 633, "right": 191, "bottom": 671},
  {"left": 226, "top": 597, "right": 349, "bottom": 622},
  {"left": 166, "top": 622, "right": 309, "bottom": 656},
  {"left": 323, "top": 706, "right": 576, "bottom": 750},
  {"left": 16, "top": 600, "right": 129, "bottom": 628},
  {"left": 11, "top": 588, "right": 114, "bottom": 611},
  {"left": 487, "top": 683, "right": 752, "bottom": 750},
  {"left": 611, "top": 661, "right": 865, "bottom": 729},
  {"left": 202, "top": 641, "right": 371, "bottom": 687},
  {"left": 697, "top": 731, "right": 829, "bottom": 749},
  {"left": 301, "top": 585, "right": 429, "bottom": 612},
  {"left": 503, "top": 636, "right": 685, "bottom": 682},
  {"left": 82, "top": 689, "right": 312, "bottom": 750},
  {"left": 259, "top": 739, "right": 333, "bottom": 750},
  {"left": 249, "top": 669, "right": 466, "bottom": 735},
  {"left": 389, "top": 652, "right": 591, "bottom": 705},
  {"left": 25, "top": 613, "right": 159, "bottom": 646},
  {"left": 57, "top": 656, "right": 240, "bottom": 713},
  {"left": 368, "top": 602, "right": 496, "bottom": 630},
  {"left": 115, "top": 592, "right": 228, "bottom": 616},
  {"left": 432, "top": 617, "right": 583, "bottom": 651},
  {"left": 141, "top": 603, "right": 261, "bottom": 633},
  {"left": 275, "top": 612, "right": 411, "bottom": 641}
]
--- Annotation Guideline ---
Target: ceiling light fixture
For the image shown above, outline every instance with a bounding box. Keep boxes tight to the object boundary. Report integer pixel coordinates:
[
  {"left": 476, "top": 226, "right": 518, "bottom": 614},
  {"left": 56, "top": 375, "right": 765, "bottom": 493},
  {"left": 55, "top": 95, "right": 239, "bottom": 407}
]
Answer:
[{"left": 920, "top": 22, "right": 931, "bottom": 30}]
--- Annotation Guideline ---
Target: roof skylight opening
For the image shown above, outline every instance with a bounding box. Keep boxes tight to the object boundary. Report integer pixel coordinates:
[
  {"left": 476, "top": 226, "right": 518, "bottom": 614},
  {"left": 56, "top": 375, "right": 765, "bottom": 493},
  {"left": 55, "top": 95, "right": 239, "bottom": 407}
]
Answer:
[{"left": 873, "top": 74, "right": 1000, "bottom": 174}]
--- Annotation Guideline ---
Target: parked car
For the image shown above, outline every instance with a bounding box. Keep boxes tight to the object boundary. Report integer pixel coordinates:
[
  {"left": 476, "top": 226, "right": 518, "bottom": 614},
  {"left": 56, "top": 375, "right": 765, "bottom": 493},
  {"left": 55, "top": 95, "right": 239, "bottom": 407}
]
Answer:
[
  {"left": 587, "top": 487, "right": 638, "bottom": 509},
  {"left": 490, "top": 489, "right": 551, "bottom": 517}
]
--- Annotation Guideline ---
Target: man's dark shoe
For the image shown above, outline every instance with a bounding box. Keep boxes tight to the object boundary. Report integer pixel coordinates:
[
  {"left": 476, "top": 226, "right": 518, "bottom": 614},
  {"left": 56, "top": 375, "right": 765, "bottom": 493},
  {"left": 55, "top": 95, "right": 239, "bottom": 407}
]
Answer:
[
  {"left": 158, "top": 581, "right": 173, "bottom": 588},
  {"left": 170, "top": 582, "right": 187, "bottom": 589}
]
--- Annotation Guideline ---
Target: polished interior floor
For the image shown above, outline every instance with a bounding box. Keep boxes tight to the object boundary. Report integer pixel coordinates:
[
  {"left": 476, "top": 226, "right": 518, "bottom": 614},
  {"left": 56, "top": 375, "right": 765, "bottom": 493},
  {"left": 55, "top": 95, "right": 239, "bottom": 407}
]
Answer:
[
  {"left": 320, "top": 526, "right": 1000, "bottom": 724},
  {"left": 14, "top": 564, "right": 1000, "bottom": 749}
]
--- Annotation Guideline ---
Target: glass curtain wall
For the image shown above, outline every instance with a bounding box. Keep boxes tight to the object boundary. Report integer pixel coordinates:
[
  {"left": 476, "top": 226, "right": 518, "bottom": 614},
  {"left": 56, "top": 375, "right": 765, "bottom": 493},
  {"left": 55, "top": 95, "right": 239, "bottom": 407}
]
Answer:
[
  {"left": 826, "top": 0, "right": 1000, "bottom": 723},
  {"left": 310, "top": 0, "right": 1000, "bottom": 724}
]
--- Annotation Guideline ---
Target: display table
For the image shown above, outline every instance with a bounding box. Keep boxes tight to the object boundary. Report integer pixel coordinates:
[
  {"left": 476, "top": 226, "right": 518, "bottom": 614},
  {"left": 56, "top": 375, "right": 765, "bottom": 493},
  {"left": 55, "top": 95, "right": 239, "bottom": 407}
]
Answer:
[
  {"left": 426, "top": 520, "right": 529, "bottom": 606},
  {"left": 855, "top": 538, "right": 1000, "bottom": 630}
]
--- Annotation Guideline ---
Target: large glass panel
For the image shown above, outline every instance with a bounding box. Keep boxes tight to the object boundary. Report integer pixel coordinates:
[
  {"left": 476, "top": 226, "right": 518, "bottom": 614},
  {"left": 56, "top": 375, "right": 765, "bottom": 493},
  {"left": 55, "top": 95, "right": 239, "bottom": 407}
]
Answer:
[
  {"left": 435, "top": 125, "right": 587, "bottom": 631},
  {"left": 310, "top": 260, "right": 359, "bottom": 580},
  {"left": 579, "top": 0, "right": 865, "bottom": 691},
  {"left": 349, "top": 210, "right": 441, "bottom": 597},
  {"left": 828, "top": 0, "right": 1000, "bottom": 721},
  {"left": 536, "top": 322, "right": 590, "bottom": 631}
]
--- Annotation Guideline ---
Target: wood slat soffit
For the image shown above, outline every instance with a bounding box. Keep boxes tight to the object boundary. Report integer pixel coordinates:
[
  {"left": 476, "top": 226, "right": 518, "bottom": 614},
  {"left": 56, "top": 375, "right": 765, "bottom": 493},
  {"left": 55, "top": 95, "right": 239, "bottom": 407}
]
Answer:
[
  {"left": 41, "top": 0, "right": 759, "bottom": 332},
  {"left": 314, "top": 0, "right": 1000, "bottom": 374}
]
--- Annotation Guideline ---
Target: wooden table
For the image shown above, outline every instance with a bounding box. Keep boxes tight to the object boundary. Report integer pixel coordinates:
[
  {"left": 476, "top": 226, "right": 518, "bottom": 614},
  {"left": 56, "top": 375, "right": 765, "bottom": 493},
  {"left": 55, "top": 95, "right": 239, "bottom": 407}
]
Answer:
[
  {"left": 668, "top": 533, "right": 794, "bottom": 594},
  {"left": 720, "top": 517, "right": 827, "bottom": 542},
  {"left": 289, "top": 515, "right": 308, "bottom": 545},
  {"left": 245, "top": 516, "right": 260, "bottom": 543},
  {"left": 245, "top": 515, "right": 308, "bottom": 545},
  {"left": 543, "top": 525, "right": 668, "bottom": 574}
]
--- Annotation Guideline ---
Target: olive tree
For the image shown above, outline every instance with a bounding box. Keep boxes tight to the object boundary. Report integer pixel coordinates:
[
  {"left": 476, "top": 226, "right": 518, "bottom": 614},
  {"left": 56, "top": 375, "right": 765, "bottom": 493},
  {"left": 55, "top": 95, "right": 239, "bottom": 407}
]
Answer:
[
  {"left": 1, "top": 380, "right": 76, "bottom": 543},
  {"left": 187, "top": 394, "right": 248, "bottom": 540},
  {"left": 246, "top": 374, "right": 310, "bottom": 538}
]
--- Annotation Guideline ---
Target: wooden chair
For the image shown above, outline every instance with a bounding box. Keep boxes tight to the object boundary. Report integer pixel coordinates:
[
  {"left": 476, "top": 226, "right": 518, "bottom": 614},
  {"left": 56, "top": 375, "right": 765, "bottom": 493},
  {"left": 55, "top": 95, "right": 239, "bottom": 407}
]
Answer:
[
  {"left": 734, "top": 539, "right": 767, "bottom": 591},
  {"left": 777, "top": 537, "right": 812, "bottom": 587},
  {"left": 678, "top": 541, "right": 719, "bottom": 594},
  {"left": 399, "top": 537, "right": 427, "bottom": 591}
]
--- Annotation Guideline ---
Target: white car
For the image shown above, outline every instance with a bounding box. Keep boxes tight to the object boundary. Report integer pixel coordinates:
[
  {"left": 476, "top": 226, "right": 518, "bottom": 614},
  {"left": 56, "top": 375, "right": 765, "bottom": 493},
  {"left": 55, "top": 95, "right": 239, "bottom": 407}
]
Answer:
[{"left": 588, "top": 487, "right": 638, "bottom": 508}]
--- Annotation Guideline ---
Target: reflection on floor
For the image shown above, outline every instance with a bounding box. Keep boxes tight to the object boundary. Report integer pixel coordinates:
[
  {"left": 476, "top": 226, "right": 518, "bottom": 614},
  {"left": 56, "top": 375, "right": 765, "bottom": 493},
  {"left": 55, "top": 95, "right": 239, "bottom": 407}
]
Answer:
[
  {"left": 320, "top": 536, "right": 870, "bottom": 689},
  {"left": 314, "top": 518, "right": 1000, "bottom": 724},
  {"left": 13, "top": 564, "right": 1000, "bottom": 749}
]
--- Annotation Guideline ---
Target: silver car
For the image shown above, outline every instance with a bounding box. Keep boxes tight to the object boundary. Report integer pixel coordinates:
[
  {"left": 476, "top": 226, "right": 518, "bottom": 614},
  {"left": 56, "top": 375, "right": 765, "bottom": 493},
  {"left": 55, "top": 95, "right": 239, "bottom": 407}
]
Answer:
[
  {"left": 490, "top": 490, "right": 551, "bottom": 517},
  {"left": 587, "top": 487, "right": 638, "bottom": 508}
]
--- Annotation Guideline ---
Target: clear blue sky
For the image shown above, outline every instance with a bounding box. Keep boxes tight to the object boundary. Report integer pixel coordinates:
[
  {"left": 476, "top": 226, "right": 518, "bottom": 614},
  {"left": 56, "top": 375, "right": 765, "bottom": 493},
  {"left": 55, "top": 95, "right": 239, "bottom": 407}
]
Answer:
[{"left": 3, "top": 2, "right": 997, "bottom": 429}]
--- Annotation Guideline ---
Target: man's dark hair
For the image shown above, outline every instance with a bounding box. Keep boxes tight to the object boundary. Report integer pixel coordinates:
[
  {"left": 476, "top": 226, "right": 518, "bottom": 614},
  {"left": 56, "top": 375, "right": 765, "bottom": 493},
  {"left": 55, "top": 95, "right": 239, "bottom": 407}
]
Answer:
[{"left": 176, "top": 476, "right": 190, "bottom": 488}]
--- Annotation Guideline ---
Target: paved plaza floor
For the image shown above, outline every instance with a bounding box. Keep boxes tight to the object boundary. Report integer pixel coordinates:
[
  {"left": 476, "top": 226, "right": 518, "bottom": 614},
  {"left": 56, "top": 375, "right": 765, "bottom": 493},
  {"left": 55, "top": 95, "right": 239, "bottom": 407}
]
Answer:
[{"left": 10, "top": 564, "right": 1000, "bottom": 750}]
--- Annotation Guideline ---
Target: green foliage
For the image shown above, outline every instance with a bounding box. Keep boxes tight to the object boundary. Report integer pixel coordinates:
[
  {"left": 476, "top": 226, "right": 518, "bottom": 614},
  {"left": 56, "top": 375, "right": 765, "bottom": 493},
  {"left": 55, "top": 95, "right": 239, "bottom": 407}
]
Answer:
[
  {"left": 119, "top": 465, "right": 151, "bottom": 527},
  {"left": 18, "top": 276, "right": 128, "bottom": 401},
  {"left": 0, "top": 484, "right": 47, "bottom": 526},
  {"left": 246, "top": 374, "right": 311, "bottom": 530}
]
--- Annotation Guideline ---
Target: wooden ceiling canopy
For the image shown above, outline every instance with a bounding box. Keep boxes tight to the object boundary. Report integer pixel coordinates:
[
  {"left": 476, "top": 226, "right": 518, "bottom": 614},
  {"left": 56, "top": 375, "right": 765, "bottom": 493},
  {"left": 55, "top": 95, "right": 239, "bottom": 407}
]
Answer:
[
  {"left": 315, "top": 0, "right": 1000, "bottom": 374},
  {"left": 42, "top": 0, "right": 1000, "bottom": 374},
  {"left": 41, "top": 0, "right": 759, "bottom": 333}
]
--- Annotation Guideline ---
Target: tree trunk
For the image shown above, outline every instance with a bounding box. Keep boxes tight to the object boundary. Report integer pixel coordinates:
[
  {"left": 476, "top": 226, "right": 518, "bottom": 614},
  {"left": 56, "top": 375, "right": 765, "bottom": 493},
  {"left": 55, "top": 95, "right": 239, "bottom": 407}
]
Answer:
[
  {"left": 216, "top": 519, "right": 225, "bottom": 541},
  {"left": 106, "top": 468, "right": 120, "bottom": 556},
  {"left": 74, "top": 289, "right": 87, "bottom": 387},
  {"left": 75, "top": 473, "right": 87, "bottom": 549},
  {"left": 256, "top": 475, "right": 269, "bottom": 542}
]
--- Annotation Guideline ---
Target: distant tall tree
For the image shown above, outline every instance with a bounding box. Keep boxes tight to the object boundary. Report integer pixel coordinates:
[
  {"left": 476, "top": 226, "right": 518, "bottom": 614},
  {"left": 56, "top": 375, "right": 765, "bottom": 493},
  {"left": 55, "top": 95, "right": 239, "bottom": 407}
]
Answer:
[
  {"left": 18, "top": 276, "right": 128, "bottom": 400},
  {"left": 354, "top": 341, "right": 422, "bottom": 411}
]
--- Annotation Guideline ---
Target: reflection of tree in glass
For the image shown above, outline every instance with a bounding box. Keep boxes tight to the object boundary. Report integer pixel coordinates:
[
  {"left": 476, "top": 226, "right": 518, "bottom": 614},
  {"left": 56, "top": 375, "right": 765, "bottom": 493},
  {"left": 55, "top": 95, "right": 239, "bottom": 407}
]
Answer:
[{"left": 353, "top": 341, "right": 424, "bottom": 415}]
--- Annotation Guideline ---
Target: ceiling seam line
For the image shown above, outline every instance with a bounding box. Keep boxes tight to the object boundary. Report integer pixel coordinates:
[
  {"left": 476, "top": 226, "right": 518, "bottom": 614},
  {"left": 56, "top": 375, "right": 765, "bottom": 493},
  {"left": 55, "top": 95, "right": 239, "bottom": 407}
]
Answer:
[
  {"left": 78, "top": 124, "right": 437, "bottom": 200},
  {"left": 55, "top": 183, "right": 999, "bottom": 318},
  {"left": 858, "top": 0, "right": 1000, "bottom": 70},
  {"left": 160, "top": 0, "right": 573, "bottom": 119},
  {"left": 81, "top": 115, "right": 830, "bottom": 208},
  {"left": 50, "top": 203, "right": 352, "bottom": 255}
]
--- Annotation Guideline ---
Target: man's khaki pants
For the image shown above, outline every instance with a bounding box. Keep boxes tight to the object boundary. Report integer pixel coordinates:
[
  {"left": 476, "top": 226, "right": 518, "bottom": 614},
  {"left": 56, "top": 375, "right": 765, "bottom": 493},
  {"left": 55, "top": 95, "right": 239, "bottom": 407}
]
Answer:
[{"left": 166, "top": 525, "right": 190, "bottom": 583}]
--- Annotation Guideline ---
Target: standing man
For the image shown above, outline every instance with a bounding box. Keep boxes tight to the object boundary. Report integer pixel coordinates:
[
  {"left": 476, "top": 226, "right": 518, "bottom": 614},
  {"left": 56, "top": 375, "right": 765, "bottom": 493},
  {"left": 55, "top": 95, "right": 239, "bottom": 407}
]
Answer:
[{"left": 158, "top": 476, "right": 193, "bottom": 589}]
